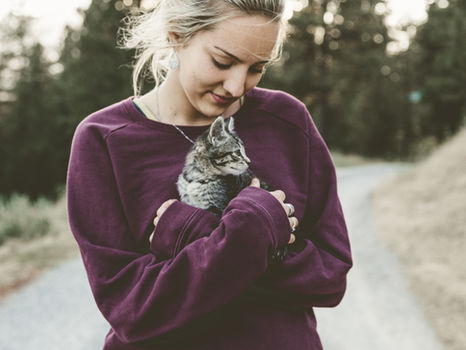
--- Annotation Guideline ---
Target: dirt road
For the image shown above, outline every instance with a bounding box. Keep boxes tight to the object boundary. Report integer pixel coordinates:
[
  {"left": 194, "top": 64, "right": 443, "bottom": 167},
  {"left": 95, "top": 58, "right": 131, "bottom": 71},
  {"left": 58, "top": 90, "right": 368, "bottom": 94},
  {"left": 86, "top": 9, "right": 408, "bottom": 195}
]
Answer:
[
  {"left": 0, "top": 163, "right": 443, "bottom": 349},
  {"left": 315, "top": 163, "right": 443, "bottom": 349}
]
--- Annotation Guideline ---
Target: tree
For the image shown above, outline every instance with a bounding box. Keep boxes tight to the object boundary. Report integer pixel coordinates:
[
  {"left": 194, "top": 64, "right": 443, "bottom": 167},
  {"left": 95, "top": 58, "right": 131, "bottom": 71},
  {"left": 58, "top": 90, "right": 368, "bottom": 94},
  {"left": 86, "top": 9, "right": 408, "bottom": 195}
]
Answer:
[
  {"left": 0, "top": 14, "right": 35, "bottom": 118},
  {"left": 262, "top": 0, "right": 399, "bottom": 157},
  {"left": 0, "top": 42, "right": 58, "bottom": 198},
  {"left": 1, "top": 1, "right": 140, "bottom": 198},
  {"left": 57, "top": 0, "right": 136, "bottom": 128},
  {"left": 411, "top": 0, "right": 466, "bottom": 141}
]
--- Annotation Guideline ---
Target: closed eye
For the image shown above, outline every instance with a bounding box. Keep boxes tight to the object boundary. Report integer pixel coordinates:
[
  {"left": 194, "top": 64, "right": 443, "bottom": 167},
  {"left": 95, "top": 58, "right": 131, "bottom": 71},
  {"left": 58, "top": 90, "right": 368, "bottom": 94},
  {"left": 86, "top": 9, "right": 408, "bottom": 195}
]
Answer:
[
  {"left": 212, "top": 58, "right": 231, "bottom": 70},
  {"left": 213, "top": 58, "right": 265, "bottom": 74}
]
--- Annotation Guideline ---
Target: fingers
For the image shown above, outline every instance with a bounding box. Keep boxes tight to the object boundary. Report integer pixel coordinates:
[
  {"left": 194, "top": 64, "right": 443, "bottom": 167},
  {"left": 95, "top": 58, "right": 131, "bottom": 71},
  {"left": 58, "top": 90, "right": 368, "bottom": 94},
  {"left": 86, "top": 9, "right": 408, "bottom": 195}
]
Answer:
[
  {"left": 249, "top": 178, "right": 260, "bottom": 187},
  {"left": 151, "top": 199, "right": 177, "bottom": 243},
  {"left": 263, "top": 186, "right": 298, "bottom": 236},
  {"left": 153, "top": 198, "right": 177, "bottom": 226},
  {"left": 270, "top": 189, "right": 286, "bottom": 203},
  {"left": 289, "top": 216, "right": 299, "bottom": 232},
  {"left": 284, "top": 203, "right": 295, "bottom": 217},
  {"left": 289, "top": 217, "right": 298, "bottom": 246},
  {"left": 156, "top": 199, "right": 177, "bottom": 218}
]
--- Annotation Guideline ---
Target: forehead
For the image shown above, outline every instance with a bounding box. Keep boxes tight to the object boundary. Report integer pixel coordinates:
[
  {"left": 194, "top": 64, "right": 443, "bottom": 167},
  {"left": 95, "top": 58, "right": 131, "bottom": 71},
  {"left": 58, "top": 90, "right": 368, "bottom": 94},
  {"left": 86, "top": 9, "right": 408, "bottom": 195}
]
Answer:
[{"left": 199, "top": 15, "right": 279, "bottom": 62}]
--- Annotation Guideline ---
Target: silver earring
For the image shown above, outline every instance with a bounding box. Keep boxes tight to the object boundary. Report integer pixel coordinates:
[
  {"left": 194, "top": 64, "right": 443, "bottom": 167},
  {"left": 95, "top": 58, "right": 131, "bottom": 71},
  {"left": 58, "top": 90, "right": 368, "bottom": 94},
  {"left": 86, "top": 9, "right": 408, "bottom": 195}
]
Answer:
[{"left": 168, "top": 51, "right": 179, "bottom": 70}]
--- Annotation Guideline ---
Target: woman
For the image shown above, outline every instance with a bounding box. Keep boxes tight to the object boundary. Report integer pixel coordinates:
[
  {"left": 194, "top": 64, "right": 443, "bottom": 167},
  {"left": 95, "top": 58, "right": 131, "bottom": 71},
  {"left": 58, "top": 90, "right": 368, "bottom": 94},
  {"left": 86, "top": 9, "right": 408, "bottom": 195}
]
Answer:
[{"left": 66, "top": 0, "right": 352, "bottom": 349}]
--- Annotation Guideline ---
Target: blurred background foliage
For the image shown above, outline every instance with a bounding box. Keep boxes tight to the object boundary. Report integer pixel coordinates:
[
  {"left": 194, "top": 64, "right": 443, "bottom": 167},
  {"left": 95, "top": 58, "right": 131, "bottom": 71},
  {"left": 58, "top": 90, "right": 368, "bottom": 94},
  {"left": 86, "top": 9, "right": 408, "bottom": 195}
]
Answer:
[{"left": 0, "top": 0, "right": 465, "bottom": 201}]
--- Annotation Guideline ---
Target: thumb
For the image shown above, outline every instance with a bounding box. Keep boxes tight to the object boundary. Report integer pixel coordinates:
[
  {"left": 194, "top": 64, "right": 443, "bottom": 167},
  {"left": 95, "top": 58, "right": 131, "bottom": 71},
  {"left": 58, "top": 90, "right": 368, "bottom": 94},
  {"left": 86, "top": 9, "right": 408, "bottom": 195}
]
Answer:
[{"left": 250, "top": 177, "right": 260, "bottom": 187}]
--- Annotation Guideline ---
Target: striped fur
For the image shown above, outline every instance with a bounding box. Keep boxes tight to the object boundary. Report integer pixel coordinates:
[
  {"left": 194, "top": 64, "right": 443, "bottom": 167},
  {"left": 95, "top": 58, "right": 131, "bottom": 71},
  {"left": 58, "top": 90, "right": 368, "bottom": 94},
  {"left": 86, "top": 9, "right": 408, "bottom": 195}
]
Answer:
[{"left": 177, "top": 116, "right": 270, "bottom": 216}]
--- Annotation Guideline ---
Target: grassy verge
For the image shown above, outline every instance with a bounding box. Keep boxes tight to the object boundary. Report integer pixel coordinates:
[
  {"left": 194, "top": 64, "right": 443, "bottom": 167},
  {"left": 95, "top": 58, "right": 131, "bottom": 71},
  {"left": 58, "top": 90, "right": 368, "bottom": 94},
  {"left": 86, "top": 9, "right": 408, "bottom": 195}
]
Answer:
[
  {"left": 373, "top": 129, "right": 466, "bottom": 350},
  {"left": 0, "top": 192, "right": 79, "bottom": 300},
  {"left": 331, "top": 151, "right": 383, "bottom": 167}
]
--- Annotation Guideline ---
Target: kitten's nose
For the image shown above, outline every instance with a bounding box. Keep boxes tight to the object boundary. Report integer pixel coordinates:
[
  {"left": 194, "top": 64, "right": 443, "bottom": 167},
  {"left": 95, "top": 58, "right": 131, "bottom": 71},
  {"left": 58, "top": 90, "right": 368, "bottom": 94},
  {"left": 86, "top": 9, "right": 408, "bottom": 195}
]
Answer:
[{"left": 245, "top": 156, "right": 251, "bottom": 164}]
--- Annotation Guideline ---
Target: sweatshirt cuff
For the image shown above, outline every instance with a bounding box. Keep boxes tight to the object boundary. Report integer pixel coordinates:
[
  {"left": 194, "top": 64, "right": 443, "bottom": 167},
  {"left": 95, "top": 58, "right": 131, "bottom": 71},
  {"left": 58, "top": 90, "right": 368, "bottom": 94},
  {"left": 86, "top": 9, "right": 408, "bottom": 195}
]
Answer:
[
  {"left": 150, "top": 200, "right": 219, "bottom": 260},
  {"left": 231, "top": 186, "right": 291, "bottom": 249}
]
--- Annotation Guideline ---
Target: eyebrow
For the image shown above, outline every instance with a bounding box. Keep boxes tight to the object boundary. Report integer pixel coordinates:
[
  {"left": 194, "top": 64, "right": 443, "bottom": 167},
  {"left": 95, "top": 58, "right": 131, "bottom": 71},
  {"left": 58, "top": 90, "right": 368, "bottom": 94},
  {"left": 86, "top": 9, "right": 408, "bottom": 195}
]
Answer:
[{"left": 213, "top": 46, "right": 269, "bottom": 65}]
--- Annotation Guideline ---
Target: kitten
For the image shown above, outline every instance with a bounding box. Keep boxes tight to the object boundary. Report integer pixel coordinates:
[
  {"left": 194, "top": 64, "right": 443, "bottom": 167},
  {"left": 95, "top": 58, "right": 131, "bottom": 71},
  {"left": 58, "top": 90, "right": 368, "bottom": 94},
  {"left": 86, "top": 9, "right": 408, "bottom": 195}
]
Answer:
[
  {"left": 177, "top": 116, "right": 288, "bottom": 264},
  {"left": 177, "top": 116, "right": 270, "bottom": 216}
]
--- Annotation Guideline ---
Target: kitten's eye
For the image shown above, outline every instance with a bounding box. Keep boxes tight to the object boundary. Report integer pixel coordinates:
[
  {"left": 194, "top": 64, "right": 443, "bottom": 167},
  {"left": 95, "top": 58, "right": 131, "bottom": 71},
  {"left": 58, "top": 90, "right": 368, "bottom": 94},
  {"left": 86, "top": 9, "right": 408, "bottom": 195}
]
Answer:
[{"left": 212, "top": 58, "right": 231, "bottom": 70}]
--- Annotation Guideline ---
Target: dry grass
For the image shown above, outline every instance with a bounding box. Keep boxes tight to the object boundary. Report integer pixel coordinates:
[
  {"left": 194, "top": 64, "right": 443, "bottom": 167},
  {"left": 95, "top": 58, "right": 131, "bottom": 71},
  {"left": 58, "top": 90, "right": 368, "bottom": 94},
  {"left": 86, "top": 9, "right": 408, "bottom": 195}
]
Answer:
[
  {"left": 373, "top": 128, "right": 466, "bottom": 350},
  {"left": 0, "top": 193, "right": 79, "bottom": 300},
  {"left": 331, "top": 151, "right": 383, "bottom": 167}
]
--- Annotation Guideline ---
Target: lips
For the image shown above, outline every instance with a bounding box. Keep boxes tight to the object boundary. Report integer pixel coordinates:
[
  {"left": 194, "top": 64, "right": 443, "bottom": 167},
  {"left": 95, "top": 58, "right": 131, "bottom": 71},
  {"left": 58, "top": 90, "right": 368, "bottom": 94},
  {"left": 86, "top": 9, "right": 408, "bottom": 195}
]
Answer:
[{"left": 211, "top": 92, "right": 235, "bottom": 105}]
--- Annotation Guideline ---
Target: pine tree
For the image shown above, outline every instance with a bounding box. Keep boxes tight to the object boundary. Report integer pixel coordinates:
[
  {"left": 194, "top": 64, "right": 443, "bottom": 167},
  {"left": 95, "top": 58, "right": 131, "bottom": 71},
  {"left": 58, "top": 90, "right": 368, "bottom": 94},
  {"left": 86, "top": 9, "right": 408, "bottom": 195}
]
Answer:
[
  {"left": 411, "top": 0, "right": 466, "bottom": 141},
  {"left": 1, "top": 1, "right": 140, "bottom": 198},
  {"left": 1, "top": 43, "right": 57, "bottom": 198},
  {"left": 0, "top": 15, "right": 34, "bottom": 118},
  {"left": 262, "top": 0, "right": 403, "bottom": 157},
  {"left": 58, "top": 0, "right": 137, "bottom": 128}
]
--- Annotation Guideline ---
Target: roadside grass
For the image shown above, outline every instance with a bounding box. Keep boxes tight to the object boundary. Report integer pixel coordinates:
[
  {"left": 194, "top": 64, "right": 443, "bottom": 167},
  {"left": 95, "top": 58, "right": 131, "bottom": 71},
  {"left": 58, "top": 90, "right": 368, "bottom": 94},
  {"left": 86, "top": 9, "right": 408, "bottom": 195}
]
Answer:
[
  {"left": 0, "top": 190, "right": 79, "bottom": 300},
  {"left": 331, "top": 151, "right": 384, "bottom": 167},
  {"left": 373, "top": 128, "right": 466, "bottom": 350}
]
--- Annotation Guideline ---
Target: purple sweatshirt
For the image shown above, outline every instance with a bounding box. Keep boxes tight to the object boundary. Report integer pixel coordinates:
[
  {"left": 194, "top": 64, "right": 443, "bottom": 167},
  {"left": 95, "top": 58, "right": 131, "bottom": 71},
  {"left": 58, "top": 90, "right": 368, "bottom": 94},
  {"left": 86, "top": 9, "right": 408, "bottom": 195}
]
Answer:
[{"left": 66, "top": 87, "right": 352, "bottom": 349}]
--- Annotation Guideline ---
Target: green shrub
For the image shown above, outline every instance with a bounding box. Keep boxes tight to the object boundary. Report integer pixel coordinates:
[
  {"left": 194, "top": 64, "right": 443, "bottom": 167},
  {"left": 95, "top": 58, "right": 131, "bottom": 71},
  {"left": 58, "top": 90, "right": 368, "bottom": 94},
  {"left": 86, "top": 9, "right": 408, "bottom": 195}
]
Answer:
[{"left": 0, "top": 194, "right": 58, "bottom": 245}]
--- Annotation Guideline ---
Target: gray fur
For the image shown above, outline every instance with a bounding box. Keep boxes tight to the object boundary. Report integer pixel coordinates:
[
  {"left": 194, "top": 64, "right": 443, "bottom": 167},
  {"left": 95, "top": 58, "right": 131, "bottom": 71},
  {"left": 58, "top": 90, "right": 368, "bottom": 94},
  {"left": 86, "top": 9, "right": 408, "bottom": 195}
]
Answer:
[{"left": 177, "top": 116, "right": 269, "bottom": 216}]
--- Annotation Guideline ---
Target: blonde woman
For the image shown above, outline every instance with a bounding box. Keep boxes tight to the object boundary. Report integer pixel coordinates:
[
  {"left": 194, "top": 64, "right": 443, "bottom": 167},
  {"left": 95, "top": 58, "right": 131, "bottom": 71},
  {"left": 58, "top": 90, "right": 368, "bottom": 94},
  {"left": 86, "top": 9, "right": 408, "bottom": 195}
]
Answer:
[{"left": 67, "top": 0, "right": 352, "bottom": 349}]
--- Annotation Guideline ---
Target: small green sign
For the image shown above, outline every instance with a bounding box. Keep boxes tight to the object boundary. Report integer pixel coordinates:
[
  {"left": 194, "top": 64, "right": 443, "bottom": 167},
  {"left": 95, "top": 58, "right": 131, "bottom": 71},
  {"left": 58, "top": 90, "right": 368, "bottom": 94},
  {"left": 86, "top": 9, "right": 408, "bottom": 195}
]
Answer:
[{"left": 409, "top": 90, "right": 423, "bottom": 103}]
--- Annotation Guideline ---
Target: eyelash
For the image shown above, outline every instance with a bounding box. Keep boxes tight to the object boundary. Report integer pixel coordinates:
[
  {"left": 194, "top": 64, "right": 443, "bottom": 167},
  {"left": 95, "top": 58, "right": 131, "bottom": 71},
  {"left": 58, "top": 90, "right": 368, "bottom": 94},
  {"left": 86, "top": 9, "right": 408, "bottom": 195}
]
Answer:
[
  {"left": 212, "top": 59, "right": 231, "bottom": 70},
  {"left": 212, "top": 58, "right": 264, "bottom": 74}
]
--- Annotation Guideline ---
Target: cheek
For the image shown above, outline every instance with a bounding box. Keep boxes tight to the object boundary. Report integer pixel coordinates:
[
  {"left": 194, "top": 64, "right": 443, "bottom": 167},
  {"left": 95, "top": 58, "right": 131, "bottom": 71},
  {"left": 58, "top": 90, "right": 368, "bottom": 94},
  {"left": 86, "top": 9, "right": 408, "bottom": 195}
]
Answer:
[
  {"left": 246, "top": 74, "right": 262, "bottom": 91},
  {"left": 200, "top": 62, "right": 223, "bottom": 87},
  {"left": 182, "top": 58, "right": 220, "bottom": 91}
]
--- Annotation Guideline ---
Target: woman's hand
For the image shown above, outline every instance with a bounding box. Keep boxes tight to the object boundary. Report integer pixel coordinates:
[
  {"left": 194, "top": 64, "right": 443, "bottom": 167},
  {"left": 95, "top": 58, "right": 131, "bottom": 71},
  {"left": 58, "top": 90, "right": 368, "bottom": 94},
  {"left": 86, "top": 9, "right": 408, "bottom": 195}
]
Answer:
[
  {"left": 149, "top": 199, "right": 177, "bottom": 243},
  {"left": 249, "top": 178, "right": 297, "bottom": 245}
]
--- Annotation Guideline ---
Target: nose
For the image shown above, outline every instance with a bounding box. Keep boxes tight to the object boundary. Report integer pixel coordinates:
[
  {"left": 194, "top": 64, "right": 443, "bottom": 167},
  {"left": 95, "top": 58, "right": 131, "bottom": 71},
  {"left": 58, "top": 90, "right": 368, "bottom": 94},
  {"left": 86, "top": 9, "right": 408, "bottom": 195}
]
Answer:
[{"left": 223, "top": 69, "right": 247, "bottom": 98}]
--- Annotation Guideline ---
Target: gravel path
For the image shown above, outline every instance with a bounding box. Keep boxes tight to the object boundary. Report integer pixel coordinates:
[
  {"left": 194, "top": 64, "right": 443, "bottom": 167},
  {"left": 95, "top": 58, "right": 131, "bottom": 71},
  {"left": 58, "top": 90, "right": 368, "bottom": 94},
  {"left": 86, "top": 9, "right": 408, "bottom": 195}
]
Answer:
[
  {"left": 0, "top": 163, "right": 443, "bottom": 349},
  {"left": 316, "top": 163, "right": 443, "bottom": 349}
]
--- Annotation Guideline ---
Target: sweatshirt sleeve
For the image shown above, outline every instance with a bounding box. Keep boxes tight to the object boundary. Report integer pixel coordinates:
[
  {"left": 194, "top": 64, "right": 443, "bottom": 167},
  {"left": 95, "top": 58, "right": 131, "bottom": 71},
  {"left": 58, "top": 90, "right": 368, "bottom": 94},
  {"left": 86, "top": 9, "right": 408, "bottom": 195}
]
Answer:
[
  {"left": 149, "top": 200, "right": 219, "bottom": 261},
  {"left": 246, "top": 105, "right": 353, "bottom": 309},
  {"left": 150, "top": 198, "right": 287, "bottom": 265},
  {"left": 66, "top": 121, "right": 291, "bottom": 345}
]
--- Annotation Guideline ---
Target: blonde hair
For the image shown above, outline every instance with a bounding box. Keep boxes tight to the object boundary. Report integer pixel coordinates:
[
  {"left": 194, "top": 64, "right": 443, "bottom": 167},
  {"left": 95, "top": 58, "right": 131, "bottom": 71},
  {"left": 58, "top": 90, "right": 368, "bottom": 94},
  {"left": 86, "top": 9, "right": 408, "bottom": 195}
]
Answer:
[{"left": 119, "top": 0, "right": 287, "bottom": 96}]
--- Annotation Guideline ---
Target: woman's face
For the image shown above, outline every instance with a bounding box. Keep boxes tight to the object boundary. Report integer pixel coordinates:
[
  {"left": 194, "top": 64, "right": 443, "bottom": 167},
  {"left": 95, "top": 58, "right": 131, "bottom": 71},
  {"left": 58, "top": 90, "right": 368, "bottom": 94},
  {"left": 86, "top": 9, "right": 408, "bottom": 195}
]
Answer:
[{"left": 174, "top": 15, "right": 279, "bottom": 118}]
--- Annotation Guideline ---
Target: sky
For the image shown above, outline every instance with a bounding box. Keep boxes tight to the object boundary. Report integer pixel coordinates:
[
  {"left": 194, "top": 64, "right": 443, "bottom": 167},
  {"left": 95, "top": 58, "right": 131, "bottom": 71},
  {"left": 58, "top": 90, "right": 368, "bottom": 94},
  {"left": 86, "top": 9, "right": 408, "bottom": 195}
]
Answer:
[{"left": 0, "top": 0, "right": 431, "bottom": 55}]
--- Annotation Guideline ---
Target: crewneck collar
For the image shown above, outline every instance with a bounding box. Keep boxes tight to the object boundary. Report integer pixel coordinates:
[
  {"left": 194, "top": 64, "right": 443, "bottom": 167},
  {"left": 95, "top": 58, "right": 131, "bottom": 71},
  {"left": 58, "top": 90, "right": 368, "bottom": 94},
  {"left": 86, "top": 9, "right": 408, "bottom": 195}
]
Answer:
[{"left": 125, "top": 87, "right": 257, "bottom": 134}]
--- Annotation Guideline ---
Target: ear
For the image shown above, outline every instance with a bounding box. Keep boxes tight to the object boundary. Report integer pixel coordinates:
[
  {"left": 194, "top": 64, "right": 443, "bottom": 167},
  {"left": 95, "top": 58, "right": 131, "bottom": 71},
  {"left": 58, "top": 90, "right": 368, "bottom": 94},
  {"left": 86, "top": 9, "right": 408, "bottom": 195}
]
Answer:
[
  {"left": 208, "top": 117, "right": 227, "bottom": 145},
  {"left": 167, "top": 31, "right": 181, "bottom": 44},
  {"left": 227, "top": 117, "right": 235, "bottom": 133}
]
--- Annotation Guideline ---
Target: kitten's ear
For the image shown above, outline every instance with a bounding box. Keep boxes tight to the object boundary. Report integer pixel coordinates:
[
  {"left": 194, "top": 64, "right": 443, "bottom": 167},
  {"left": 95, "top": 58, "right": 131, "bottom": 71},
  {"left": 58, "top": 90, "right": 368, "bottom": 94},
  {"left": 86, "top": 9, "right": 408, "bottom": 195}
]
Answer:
[
  {"left": 208, "top": 116, "right": 227, "bottom": 145},
  {"left": 227, "top": 117, "right": 235, "bottom": 133}
]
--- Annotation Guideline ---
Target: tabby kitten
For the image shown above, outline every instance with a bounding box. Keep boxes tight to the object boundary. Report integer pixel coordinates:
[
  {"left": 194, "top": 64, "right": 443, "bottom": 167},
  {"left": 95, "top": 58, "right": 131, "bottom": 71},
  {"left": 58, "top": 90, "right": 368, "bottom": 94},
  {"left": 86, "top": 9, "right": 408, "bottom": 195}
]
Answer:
[{"left": 177, "top": 116, "right": 270, "bottom": 216}]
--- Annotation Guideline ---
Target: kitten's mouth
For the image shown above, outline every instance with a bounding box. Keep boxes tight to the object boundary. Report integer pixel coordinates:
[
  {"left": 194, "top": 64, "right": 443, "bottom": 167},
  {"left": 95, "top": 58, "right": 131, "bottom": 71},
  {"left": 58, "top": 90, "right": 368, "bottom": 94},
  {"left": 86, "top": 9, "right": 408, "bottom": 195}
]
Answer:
[{"left": 229, "top": 164, "right": 249, "bottom": 174}]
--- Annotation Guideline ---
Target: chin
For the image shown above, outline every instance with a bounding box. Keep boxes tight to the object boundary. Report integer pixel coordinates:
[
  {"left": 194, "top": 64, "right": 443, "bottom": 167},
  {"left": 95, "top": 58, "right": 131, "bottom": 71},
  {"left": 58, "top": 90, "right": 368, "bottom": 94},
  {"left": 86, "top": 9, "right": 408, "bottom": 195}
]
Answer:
[
  {"left": 199, "top": 95, "right": 231, "bottom": 116},
  {"left": 206, "top": 106, "right": 229, "bottom": 118}
]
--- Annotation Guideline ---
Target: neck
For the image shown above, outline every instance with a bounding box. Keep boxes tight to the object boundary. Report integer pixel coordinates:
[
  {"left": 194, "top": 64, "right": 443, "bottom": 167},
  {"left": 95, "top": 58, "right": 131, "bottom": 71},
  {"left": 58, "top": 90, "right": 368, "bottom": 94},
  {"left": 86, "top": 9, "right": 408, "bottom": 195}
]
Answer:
[{"left": 160, "top": 72, "right": 209, "bottom": 125}]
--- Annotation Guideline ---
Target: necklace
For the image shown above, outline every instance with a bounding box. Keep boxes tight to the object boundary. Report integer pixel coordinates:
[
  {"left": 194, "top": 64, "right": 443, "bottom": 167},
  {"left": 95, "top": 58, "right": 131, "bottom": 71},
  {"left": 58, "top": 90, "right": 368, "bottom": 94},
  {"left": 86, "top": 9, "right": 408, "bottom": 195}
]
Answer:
[{"left": 154, "top": 89, "right": 203, "bottom": 145}]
